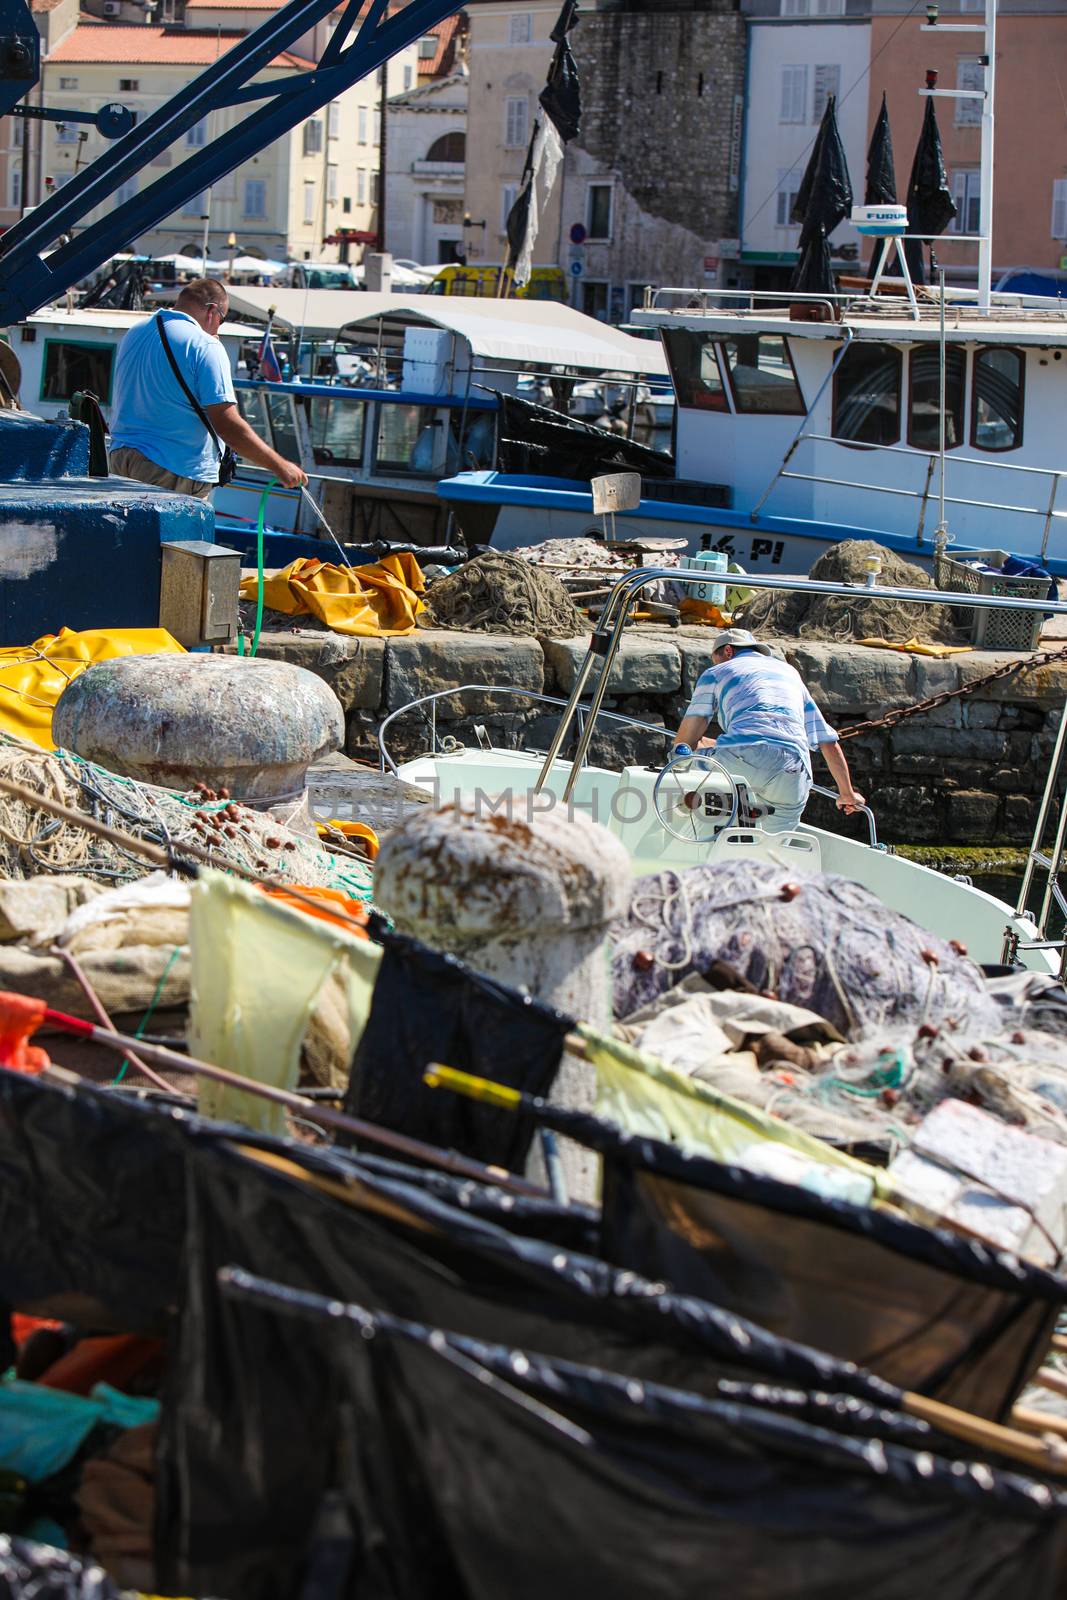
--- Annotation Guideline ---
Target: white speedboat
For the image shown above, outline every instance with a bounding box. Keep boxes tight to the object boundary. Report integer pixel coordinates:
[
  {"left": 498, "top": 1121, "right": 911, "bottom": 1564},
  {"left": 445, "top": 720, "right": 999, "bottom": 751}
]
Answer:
[{"left": 383, "top": 566, "right": 1067, "bottom": 973}]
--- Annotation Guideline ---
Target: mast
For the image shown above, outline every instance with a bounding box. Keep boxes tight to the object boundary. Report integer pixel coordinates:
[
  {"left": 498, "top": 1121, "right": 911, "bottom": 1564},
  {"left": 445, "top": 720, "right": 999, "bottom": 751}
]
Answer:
[{"left": 978, "top": 0, "right": 996, "bottom": 309}]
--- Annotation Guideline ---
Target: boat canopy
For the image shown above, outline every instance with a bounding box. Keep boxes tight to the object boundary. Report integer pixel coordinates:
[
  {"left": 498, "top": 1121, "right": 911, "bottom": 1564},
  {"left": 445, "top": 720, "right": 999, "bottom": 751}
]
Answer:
[{"left": 224, "top": 287, "right": 669, "bottom": 377}]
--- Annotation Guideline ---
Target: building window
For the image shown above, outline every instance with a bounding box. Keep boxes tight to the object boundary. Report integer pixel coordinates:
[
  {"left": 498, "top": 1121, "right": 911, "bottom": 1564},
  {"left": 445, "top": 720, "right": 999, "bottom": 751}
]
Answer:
[
  {"left": 780, "top": 65, "right": 807, "bottom": 124},
  {"left": 1053, "top": 179, "right": 1067, "bottom": 239},
  {"left": 9, "top": 169, "right": 21, "bottom": 210},
  {"left": 419, "top": 34, "right": 438, "bottom": 57},
  {"left": 426, "top": 130, "right": 465, "bottom": 163},
  {"left": 955, "top": 57, "right": 983, "bottom": 127},
  {"left": 57, "top": 123, "right": 79, "bottom": 145},
  {"left": 662, "top": 330, "right": 729, "bottom": 411},
  {"left": 119, "top": 79, "right": 139, "bottom": 92},
  {"left": 11, "top": 118, "right": 24, "bottom": 148},
  {"left": 58, "top": 75, "right": 78, "bottom": 90},
  {"left": 357, "top": 169, "right": 366, "bottom": 204},
  {"left": 403, "top": 64, "right": 413, "bottom": 90},
  {"left": 500, "top": 181, "right": 518, "bottom": 231},
  {"left": 909, "top": 345, "right": 966, "bottom": 450},
  {"left": 951, "top": 169, "right": 981, "bottom": 234},
  {"left": 775, "top": 168, "right": 801, "bottom": 227},
  {"left": 303, "top": 117, "right": 324, "bottom": 156},
  {"left": 327, "top": 101, "right": 340, "bottom": 138},
  {"left": 508, "top": 11, "right": 531, "bottom": 43},
  {"left": 812, "top": 64, "right": 840, "bottom": 122},
  {"left": 781, "top": 0, "right": 845, "bottom": 11},
  {"left": 115, "top": 175, "right": 137, "bottom": 206},
  {"left": 832, "top": 342, "right": 902, "bottom": 445},
  {"left": 243, "top": 178, "right": 267, "bottom": 217},
  {"left": 358, "top": 106, "right": 367, "bottom": 143},
  {"left": 972, "top": 346, "right": 1023, "bottom": 452},
  {"left": 343, "top": 196, "right": 351, "bottom": 214},
  {"left": 186, "top": 119, "right": 207, "bottom": 148},
  {"left": 722, "top": 335, "right": 805, "bottom": 414},
  {"left": 504, "top": 96, "right": 528, "bottom": 149},
  {"left": 183, "top": 191, "right": 207, "bottom": 216},
  {"left": 370, "top": 171, "right": 379, "bottom": 205},
  {"left": 327, "top": 164, "right": 338, "bottom": 203},
  {"left": 303, "top": 180, "right": 316, "bottom": 224},
  {"left": 587, "top": 183, "right": 612, "bottom": 240},
  {"left": 373, "top": 109, "right": 381, "bottom": 144}
]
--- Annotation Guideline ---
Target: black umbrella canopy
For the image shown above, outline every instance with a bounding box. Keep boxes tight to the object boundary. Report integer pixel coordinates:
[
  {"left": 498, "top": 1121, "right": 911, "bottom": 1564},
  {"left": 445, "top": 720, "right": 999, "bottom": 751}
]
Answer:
[
  {"left": 905, "top": 97, "right": 957, "bottom": 283},
  {"left": 789, "top": 94, "right": 853, "bottom": 293},
  {"left": 865, "top": 93, "right": 897, "bottom": 205},
  {"left": 791, "top": 94, "right": 854, "bottom": 242}
]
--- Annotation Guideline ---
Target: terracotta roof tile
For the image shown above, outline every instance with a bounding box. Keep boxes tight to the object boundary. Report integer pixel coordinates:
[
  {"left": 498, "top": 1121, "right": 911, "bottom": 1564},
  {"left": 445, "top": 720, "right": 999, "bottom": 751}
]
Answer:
[
  {"left": 417, "top": 12, "right": 462, "bottom": 77},
  {"left": 46, "top": 24, "right": 314, "bottom": 67}
]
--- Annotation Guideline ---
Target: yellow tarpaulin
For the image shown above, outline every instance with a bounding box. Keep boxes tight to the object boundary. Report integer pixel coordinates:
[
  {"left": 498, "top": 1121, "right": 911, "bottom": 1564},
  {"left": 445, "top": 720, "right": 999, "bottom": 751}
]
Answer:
[
  {"left": 0, "top": 627, "right": 186, "bottom": 750},
  {"left": 579, "top": 1025, "right": 889, "bottom": 1197},
  {"left": 855, "top": 636, "right": 973, "bottom": 658},
  {"left": 240, "top": 553, "right": 426, "bottom": 637}
]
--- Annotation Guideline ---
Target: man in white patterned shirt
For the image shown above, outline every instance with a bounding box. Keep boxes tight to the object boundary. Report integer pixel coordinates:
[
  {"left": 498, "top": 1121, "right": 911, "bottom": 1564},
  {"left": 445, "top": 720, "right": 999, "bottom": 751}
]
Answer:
[{"left": 671, "top": 628, "right": 864, "bottom": 833}]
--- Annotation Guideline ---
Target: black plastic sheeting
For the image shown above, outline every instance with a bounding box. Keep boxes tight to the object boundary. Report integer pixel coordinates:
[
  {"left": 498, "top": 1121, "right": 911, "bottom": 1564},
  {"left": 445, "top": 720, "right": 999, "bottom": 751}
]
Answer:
[
  {"left": 535, "top": 1105, "right": 1065, "bottom": 1421},
  {"left": 216, "top": 1272, "right": 1067, "bottom": 1600},
  {"left": 866, "top": 92, "right": 898, "bottom": 205},
  {"left": 493, "top": 391, "right": 674, "bottom": 482},
  {"left": 157, "top": 1135, "right": 919, "bottom": 1599},
  {"left": 344, "top": 931, "right": 571, "bottom": 1170},
  {"left": 0, "top": 1538, "right": 128, "bottom": 1599}
]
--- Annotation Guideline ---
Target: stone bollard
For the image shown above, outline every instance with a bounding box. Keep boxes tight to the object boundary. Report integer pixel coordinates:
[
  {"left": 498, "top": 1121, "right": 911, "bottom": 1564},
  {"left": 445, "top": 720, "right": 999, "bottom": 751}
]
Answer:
[{"left": 374, "top": 798, "right": 631, "bottom": 1201}]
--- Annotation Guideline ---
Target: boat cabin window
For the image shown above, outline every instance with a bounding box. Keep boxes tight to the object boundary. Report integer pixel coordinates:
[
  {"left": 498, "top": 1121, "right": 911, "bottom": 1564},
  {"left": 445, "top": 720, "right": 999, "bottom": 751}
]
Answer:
[
  {"left": 236, "top": 388, "right": 269, "bottom": 436},
  {"left": 40, "top": 340, "right": 114, "bottom": 404},
  {"left": 831, "top": 342, "right": 901, "bottom": 445},
  {"left": 908, "top": 345, "right": 965, "bottom": 452},
  {"left": 309, "top": 396, "right": 366, "bottom": 468},
  {"left": 660, "top": 330, "right": 728, "bottom": 412},
  {"left": 265, "top": 392, "right": 300, "bottom": 463},
  {"left": 720, "top": 335, "right": 805, "bottom": 415},
  {"left": 376, "top": 403, "right": 443, "bottom": 474},
  {"left": 972, "top": 346, "right": 1024, "bottom": 452}
]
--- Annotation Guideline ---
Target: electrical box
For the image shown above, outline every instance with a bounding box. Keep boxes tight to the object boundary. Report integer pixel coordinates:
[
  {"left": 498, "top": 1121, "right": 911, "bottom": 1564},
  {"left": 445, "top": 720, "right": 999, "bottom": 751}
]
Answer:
[{"left": 159, "top": 540, "right": 241, "bottom": 648}]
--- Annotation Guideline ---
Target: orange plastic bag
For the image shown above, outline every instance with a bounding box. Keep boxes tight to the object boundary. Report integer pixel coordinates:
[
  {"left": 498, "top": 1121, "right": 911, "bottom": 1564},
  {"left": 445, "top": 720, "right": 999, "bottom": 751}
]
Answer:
[{"left": 259, "top": 883, "right": 369, "bottom": 937}]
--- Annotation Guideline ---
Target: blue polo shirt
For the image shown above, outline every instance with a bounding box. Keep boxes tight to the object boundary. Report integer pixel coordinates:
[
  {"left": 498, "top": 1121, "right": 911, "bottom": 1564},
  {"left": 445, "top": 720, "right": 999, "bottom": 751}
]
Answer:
[{"left": 110, "top": 308, "right": 236, "bottom": 482}]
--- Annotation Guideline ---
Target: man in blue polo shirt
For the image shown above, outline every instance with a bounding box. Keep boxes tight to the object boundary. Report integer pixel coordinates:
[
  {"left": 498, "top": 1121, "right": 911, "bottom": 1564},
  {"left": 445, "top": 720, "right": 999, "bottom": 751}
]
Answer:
[
  {"left": 109, "top": 277, "right": 306, "bottom": 498},
  {"left": 671, "top": 627, "right": 864, "bottom": 833}
]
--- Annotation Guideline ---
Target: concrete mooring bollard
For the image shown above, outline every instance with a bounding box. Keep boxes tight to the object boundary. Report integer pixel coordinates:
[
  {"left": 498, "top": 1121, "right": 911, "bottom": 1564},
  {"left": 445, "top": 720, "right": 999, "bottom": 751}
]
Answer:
[{"left": 374, "top": 798, "right": 631, "bottom": 1200}]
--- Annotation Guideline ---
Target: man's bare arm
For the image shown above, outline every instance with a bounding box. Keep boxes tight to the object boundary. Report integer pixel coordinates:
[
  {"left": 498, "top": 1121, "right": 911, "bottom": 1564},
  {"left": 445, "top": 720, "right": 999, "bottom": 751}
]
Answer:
[
  {"left": 820, "top": 740, "right": 865, "bottom": 813},
  {"left": 206, "top": 402, "right": 308, "bottom": 488}
]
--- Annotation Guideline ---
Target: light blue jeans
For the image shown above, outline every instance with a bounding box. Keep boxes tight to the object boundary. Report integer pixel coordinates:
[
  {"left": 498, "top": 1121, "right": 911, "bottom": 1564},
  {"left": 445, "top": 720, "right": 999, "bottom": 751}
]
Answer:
[{"left": 712, "top": 742, "right": 811, "bottom": 833}]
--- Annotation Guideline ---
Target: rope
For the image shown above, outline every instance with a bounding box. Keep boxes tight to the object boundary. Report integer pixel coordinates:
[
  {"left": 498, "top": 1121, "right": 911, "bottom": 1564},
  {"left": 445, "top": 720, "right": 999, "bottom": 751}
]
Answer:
[{"left": 425, "top": 551, "right": 588, "bottom": 637}]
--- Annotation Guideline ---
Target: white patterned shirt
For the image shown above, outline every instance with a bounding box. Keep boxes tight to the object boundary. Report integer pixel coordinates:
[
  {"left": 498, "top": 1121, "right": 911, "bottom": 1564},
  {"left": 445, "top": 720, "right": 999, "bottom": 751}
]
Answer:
[{"left": 686, "top": 651, "right": 837, "bottom": 772}]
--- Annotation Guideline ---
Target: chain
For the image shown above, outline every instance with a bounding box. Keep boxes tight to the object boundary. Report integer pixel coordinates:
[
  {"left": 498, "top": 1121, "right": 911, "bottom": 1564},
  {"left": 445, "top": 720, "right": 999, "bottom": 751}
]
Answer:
[{"left": 838, "top": 642, "right": 1067, "bottom": 742}]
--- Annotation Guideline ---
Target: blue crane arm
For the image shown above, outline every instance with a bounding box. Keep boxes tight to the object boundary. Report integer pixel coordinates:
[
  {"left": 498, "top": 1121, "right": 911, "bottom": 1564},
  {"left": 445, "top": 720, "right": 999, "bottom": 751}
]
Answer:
[{"left": 0, "top": 0, "right": 458, "bottom": 324}]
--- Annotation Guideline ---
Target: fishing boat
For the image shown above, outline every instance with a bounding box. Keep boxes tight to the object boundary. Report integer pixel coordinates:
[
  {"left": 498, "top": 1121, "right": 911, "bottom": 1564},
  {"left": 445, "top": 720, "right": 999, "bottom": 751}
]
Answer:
[{"left": 387, "top": 564, "right": 1066, "bottom": 974}]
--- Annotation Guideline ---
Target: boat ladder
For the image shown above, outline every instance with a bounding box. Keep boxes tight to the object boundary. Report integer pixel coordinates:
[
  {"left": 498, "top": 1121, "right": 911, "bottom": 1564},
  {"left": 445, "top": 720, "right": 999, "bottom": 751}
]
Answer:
[{"left": 1005, "top": 698, "right": 1067, "bottom": 974}]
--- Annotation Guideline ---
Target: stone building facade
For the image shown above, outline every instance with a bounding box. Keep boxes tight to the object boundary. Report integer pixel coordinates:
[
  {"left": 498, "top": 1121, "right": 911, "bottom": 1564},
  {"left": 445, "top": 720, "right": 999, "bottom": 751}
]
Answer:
[{"left": 557, "top": 0, "right": 748, "bottom": 319}]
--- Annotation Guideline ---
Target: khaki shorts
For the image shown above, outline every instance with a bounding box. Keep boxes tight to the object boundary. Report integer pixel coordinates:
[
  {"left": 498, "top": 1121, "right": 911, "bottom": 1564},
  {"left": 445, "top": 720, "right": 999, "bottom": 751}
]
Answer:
[{"left": 109, "top": 445, "right": 214, "bottom": 500}]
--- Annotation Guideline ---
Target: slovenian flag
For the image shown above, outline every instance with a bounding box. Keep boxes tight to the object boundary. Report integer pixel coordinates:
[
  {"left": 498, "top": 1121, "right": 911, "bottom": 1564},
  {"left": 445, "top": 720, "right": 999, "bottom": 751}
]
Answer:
[{"left": 259, "top": 320, "right": 283, "bottom": 383}]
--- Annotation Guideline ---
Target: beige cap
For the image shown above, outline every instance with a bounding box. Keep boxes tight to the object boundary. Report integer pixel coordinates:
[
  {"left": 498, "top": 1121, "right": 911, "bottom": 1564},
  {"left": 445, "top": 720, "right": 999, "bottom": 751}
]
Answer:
[{"left": 709, "top": 627, "right": 773, "bottom": 657}]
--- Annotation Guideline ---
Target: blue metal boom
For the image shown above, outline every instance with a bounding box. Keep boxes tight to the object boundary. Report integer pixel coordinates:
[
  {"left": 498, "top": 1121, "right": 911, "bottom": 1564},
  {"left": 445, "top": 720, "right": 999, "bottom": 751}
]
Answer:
[{"left": 0, "top": 0, "right": 459, "bottom": 324}]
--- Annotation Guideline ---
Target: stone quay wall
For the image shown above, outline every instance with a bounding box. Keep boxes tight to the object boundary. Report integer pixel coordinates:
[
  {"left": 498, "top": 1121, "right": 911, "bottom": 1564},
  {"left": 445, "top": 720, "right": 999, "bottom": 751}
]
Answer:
[{"left": 244, "top": 627, "right": 1067, "bottom": 846}]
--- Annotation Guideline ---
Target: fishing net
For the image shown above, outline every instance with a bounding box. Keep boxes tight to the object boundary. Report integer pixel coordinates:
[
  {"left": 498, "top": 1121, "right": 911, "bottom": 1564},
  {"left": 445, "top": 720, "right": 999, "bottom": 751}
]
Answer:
[
  {"left": 424, "top": 551, "right": 589, "bottom": 637},
  {"left": 0, "top": 732, "right": 373, "bottom": 900},
  {"left": 611, "top": 859, "right": 996, "bottom": 1040},
  {"left": 739, "top": 539, "right": 962, "bottom": 644}
]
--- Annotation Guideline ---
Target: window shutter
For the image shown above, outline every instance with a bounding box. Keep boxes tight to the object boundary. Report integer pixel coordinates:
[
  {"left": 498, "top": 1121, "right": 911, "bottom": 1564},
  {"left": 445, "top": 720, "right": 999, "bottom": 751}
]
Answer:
[
  {"left": 779, "top": 65, "right": 807, "bottom": 124},
  {"left": 505, "top": 97, "right": 528, "bottom": 148},
  {"left": 501, "top": 182, "right": 518, "bottom": 231},
  {"left": 955, "top": 58, "right": 983, "bottom": 127},
  {"left": 1052, "top": 179, "right": 1067, "bottom": 240},
  {"left": 780, "top": 0, "right": 808, "bottom": 16},
  {"left": 812, "top": 64, "right": 840, "bottom": 122}
]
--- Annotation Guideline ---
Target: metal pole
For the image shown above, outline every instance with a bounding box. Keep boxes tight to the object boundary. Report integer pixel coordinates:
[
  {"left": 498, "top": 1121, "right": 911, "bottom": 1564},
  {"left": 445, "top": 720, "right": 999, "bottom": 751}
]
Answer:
[
  {"left": 936, "top": 261, "right": 948, "bottom": 547},
  {"left": 1015, "top": 698, "right": 1067, "bottom": 922},
  {"left": 978, "top": 0, "right": 996, "bottom": 310}
]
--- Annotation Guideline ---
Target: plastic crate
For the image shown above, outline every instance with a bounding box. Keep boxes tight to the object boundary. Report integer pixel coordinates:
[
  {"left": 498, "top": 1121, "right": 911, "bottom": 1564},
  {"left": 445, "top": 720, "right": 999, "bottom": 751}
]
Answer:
[{"left": 933, "top": 547, "right": 1047, "bottom": 651}]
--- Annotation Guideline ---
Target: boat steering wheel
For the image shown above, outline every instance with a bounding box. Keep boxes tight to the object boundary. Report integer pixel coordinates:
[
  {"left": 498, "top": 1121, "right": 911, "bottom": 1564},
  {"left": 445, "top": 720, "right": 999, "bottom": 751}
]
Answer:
[{"left": 652, "top": 751, "right": 740, "bottom": 846}]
